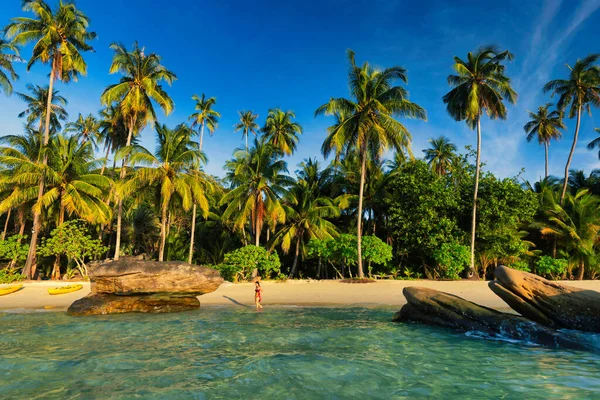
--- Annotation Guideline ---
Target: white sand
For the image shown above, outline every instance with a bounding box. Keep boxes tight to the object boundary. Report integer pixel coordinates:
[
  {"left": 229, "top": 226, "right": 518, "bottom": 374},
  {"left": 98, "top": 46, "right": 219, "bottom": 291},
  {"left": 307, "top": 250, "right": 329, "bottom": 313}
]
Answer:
[{"left": 2, "top": 279, "right": 600, "bottom": 312}]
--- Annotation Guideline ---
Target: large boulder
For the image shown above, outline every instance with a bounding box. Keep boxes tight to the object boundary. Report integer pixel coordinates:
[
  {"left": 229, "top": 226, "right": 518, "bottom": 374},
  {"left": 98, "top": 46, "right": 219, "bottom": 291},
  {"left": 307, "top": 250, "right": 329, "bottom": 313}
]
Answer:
[
  {"left": 68, "top": 293, "right": 200, "bottom": 316},
  {"left": 90, "top": 259, "right": 223, "bottom": 296},
  {"left": 489, "top": 265, "right": 600, "bottom": 333},
  {"left": 394, "top": 287, "right": 594, "bottom": 351}
]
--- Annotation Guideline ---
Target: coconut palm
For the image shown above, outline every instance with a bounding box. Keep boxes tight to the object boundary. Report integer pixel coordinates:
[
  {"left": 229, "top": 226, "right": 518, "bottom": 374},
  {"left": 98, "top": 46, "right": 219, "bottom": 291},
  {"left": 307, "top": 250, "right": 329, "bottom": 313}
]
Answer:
[
  {"left": 524, "top": 103, "right": 565, "bottom": 179},
  {"left": 6, "top": 0, "right": 96, "bottom": 277},
  {"left": 101, "top": 41, "right": 176, "bottom": 260},
  {"left": 0, "top": 39, "right": 21, "bottom": 96},
  {"left": 122, "top": 124, "right": 208, "bottom": 261},
  {"left": 187, "top": 93, "right": 219, "bottom": 263},
  {"left": 234, "top": 110, "right": 259, "bottom": 150},
  {"left": 65, "top": 113, "right": 100, "bottom": 148},
  {"left": 442, "top": 45, "right": 517, "bottom": 278},
  {"left": 316, "top": 49, "right": 426, "bottom": 278},
  {"left": 423, "top": 136, "right": 457, "bottom": 175},
  {"left": 588, "top": 128, "right": 600, "bottom": 161},
  {"left": 261, "top": 109, "right": 302, "bottom": 156},
  {"left": 16, "top": 84, "right": 68, "bottom": 133},
  {"left": 544, "top": 54, "right": 600, "bottom": 202},
  {"left": 273, "top": 179, "right": 339, "bottom": 278},
  {"left": 98, "top": 105, "right": 128, "bottom": 175}
]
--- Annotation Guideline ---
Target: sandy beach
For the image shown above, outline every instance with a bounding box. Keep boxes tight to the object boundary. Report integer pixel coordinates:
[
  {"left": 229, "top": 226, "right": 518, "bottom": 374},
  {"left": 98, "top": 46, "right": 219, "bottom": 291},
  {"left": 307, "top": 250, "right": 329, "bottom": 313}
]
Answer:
[{"left": 3, "top": 279, "right": 600, "bottom": 312}]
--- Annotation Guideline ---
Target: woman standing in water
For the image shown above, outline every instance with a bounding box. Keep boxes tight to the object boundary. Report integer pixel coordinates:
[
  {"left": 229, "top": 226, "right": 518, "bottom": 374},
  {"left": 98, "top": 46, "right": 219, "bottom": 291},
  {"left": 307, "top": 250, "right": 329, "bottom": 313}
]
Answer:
[{"left": 255, "top": 281, "right": 263, "bottom": 310}]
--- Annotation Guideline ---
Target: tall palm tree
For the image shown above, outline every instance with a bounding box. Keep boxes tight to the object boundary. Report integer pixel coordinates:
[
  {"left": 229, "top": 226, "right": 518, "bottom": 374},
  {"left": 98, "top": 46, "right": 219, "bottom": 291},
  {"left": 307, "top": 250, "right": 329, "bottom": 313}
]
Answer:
[
  {"left": 16, "top": 84, "right": 68, "bottom": 133},
  {"left": 221, "top": 139, "right": 290, "bottom": 248},
  {"left": 316, "top": 49, "right": 426, "bottom": 278},
  {"left": 187, "top": 93, "right": 219, "bottom": 263},
  {"left": 261, "top": 109, "right": 302, "bottom": 156},
  {"left": 123, "top": 124, "right": 208, "bottom": 261},
  {"left": 523, "top": 103, "right": 565, "bottom": 179},
  {"left": 442, "top": 45, "right": 517, "bottom": 278},
  {"left": 544, "top": 54, "right": 600, "bottom": 202},
  {"left": 98, "top": 105, "right": 129, "bottom": 176},
  {"left": 588, "top": 128, "right": 600, "bottom": 160},
  {"left": 234, "top": 110, "right": 259, "bottom": 150},
  {"left": 0, "top": 39, "right": 21, "bottom": 96},
  {"left": 6, "top": 0, "right": 96, "bottom": 277},
  {"left": 101, "top": 42, "right": 176, "bottom": 260},
  {"left": 274, "top": 179, "right": 339, "bottom": 278},
  {"left": 65, "top": 113, "right": 100, "bottom": 148},
  {"left": 423, "top": 136, "right": 457, "bottom": 175}
]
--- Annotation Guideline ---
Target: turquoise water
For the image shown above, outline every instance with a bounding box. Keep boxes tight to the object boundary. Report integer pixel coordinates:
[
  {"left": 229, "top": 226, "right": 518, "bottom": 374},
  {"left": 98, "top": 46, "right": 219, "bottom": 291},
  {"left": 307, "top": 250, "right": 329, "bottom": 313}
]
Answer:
[{"left": 1, "top": 307, "right": 600, "bottom": 399}]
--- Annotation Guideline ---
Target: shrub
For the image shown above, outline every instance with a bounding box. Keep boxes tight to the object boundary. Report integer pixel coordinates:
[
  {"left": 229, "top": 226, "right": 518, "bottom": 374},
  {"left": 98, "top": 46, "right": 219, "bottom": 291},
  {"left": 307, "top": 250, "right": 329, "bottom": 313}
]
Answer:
[
  {"left": 0, "top": 268, "right": 25, "bottom": 284},
  {"left": 535, "top": 256, "right": 568, "bottom": 280},
  {"left": 219, "top": 245, "right": 281, "bottom": 282},
  {"left": 432, "top": 242, "right": 469, "bottom": 280},
  {"left": 507, "top": 260, "right": 531, "bottom": 273},
  {"left": 0, "top": 235, "right": 29, "bottom": 265}
]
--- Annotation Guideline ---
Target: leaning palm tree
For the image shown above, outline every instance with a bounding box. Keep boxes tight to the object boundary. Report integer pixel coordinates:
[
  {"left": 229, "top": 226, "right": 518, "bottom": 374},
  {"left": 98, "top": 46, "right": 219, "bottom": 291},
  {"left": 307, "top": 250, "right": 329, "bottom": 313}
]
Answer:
[
  {"left": 544, "top": 54, "right": 600, "bottom": 202},
  {"left": 524, "top": 103, "right": 565, "bottom": 179},
  {"left": 65, "top": 113, "right": 100, "bottom": 148},
  {"left": 187, "top": 93, "right": 219, "bottom": 263},
  {"left": 122, "top": 124, "right": 208, "bottom": 261},
  {"left": 423, "top": 136, "right": 457, "bottom": 175},
  {"left": 97, "top": 105, "right": 128, "bottom": 175},
  {"left": 6, "top": 0, "right": 96, "bottom": 277},
  {"left": 315, "top": 49, "right": 426, "bottom": 278},
  {"left": 442, "top": 45, "right": 517, "bottom": 278},
  {"left": 261, "top": 109, "right": 302, "bottom": 156},
  {"left": 101, "top": 42, "right": 176, "bottom": 260},
  {"left": 588, "top": 128, "right": 600, "bottom": 160},
  {"left": 16, "top": 84, "right": 68, "bottom": 133},
  {"left": 234, "top": 110, "right": 259, "bottom": 150},
  {"left": 0, "top": 39, "right": 21, "bottom": 96}
]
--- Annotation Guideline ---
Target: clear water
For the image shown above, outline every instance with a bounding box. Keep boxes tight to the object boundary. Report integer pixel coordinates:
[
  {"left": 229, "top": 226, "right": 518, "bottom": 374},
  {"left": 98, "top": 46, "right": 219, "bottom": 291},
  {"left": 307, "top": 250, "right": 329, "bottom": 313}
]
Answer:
[{"left": 1, "top": 307, "right": 600, "bottom": 399}]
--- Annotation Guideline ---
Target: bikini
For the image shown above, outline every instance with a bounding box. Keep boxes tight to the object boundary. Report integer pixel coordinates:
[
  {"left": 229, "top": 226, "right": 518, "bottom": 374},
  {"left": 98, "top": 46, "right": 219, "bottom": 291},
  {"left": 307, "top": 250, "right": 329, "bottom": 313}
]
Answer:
[{"left": 255, "top": 287, "right": 262, "bottom": 301}]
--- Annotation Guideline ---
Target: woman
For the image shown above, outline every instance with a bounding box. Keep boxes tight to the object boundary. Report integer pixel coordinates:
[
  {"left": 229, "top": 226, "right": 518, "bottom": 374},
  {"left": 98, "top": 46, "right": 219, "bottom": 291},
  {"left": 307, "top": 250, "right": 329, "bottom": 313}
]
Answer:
[{"left": 254, "top": 281, "right": 263, "bottom": 310}]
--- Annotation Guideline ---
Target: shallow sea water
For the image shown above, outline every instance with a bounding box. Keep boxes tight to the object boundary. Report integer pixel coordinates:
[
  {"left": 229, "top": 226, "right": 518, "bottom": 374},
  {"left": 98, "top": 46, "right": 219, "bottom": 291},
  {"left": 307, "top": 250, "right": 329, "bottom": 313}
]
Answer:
[{"left": 1, "top": 307, "right": 600, "bottom": 399}]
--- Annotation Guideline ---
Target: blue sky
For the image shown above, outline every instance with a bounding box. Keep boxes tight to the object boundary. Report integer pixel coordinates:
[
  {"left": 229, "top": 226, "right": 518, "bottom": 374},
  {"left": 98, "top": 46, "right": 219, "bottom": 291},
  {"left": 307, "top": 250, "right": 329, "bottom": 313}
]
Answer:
[{"left": 0, "top": 0, "right": 599, "bottom": 181}]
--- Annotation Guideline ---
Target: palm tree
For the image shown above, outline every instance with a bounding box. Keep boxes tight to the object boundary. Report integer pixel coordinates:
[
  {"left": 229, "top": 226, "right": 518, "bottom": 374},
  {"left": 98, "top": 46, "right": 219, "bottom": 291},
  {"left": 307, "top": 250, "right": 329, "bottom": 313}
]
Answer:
[
  {"left": 122, "top": 124, "right": 208, "bottom": 261},
  {"left": 221, "top": 139, "right": 290, "bottom": 248},
  {"left": 423, "top": 136, "right": 457, "bottom": 175},
  {"left": 588, "top": 128, "right": 600, "bottom": 160},
  {"left": 316, "top": 49, "right": 426, "bottom": 278},
  {"left": 274, "top": 179, "right": 339, "bottom": 278},
  {"left": 544, "top": 54, "right": 600, "bottom": 202},
  {"left": 0, "top": 39, "right": 21, "bottom": 96},
  {"left": 6, "top": 0, "right": 96, "bottom": 277},
  {"left": 261, "top": 109, "right": 302, "bottom": 156},
  {"left": 101, "top": 42, "right": 176, "bottom": 260},
  {"left": 442, "top": 45, "right": 517, "bottom": 278},
  {"left": 234, "top": 110, "right": 259, "bottom": 150},
  {"left": 523, "top": 103, "right": 565, "bottom": 179},
  {"left": 16, "top": 84, "right": 68, "bottom": 133},
  {"left": 65, "top": 113, "right": 100, "bottom": 148},
  {"left": 187, "top": 93, "right": 220, "bottom": 263},
  {"left": 98, "top": 105, "right": 129, "bottom": 176}
]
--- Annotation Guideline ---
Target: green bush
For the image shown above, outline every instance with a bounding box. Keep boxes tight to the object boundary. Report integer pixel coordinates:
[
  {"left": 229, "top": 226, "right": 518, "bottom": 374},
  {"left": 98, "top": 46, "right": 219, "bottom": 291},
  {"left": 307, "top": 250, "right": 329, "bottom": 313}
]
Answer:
[
  {"left": 535, "top": 256, "right": 568, "bottom": 279},
  {"left": 218, "top": 245, "right": 281, "bottom": 282},
  {"left": 0, "top": 268, "right": 26, "bottom": 284},
  {"left": 432, "top": 242, "right": 469, "bottom": 280},
  {"left": 0, "top": 235, "right": 29, "bottom": 265},
  {"left": 507, "top": 260, "right": 531, "bottom": 273}
]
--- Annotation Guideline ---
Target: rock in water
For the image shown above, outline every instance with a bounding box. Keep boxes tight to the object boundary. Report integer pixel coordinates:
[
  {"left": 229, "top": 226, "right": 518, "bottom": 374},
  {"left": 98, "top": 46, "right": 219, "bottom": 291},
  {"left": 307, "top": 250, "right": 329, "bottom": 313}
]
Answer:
[
  {"left": 394, "top": 287, "right": 593, "bottom": 351},
  {"left": 68, "top": 294, "right": 200, "bottom": 316},
  {"left": 90, "top": 259, "right": 223, "bottom": 296},
  {"left": 489, "top": 265, "right": 600, "bottom": 333}
]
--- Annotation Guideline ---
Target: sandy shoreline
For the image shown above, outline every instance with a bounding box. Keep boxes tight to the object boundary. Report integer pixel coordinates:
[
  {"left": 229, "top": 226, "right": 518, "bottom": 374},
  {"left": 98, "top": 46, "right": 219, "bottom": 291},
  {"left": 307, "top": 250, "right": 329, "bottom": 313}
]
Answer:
[{"left": 3, "top": 279, "right": 600, "bottom": 313}]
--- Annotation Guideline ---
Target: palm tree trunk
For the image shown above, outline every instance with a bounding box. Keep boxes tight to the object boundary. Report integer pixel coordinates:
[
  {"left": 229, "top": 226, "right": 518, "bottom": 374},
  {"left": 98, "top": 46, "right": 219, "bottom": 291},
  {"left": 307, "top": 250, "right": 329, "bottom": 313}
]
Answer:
[
  {"left": 356, "top": 148, "right": 367, "bottom": 278},
  {"left": 544, "top": 142, "right": 549, "bottom": 179},
  {"left": 577, "top": 260, "right": 585, "bottom": 280},
  {"left": 17, "top": 207, "right": 25, "bottom": 239},
  {"left": 100, "top": 145, "right": 111, "bottom": 176},
  {"left": 114, "top": 115, "right": 136, "bottom": 261},
  {"left": 560, "top": 105, "right": 581, "bottom": 203},
  {"left": 469, "top": 117, "right": 482, "bottom": 279},
  {"left": 52, "top": 201, "right": 65, "bottom": 280},
  {"left": 288, "top": 237, "right": 301, "bottom": 278},
  {"left": 2, "top": 208, "right": 11, "bottom": 241},
  {"left": 188, "top": 122, "right": 205, "bottom": 264},
  {"left": 159, "top": 202, "right": 168, "bottom": 262},
  {"left": 24, "top": 64, "right": 57, "bottom": 279}
]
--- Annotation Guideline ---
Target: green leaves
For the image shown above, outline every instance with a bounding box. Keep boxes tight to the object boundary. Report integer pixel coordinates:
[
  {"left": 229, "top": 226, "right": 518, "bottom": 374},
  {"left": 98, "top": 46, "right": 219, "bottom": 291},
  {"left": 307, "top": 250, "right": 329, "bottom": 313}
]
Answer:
[
  {"left": 432, "top": 242, "right": 469, "bottom": 280},
  {"left": 216, "top": 245, "right": 281, "bottom": 281}
]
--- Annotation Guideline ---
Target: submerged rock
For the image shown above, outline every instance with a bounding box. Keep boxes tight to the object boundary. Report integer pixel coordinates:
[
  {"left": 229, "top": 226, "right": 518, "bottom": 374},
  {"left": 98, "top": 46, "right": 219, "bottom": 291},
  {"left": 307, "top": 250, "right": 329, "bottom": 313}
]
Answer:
[
  {"left": 394, "top": 287, "right": 593, "bottom": 351},
  {"left": 90, "top": 259, "right": 223, "bottom": 296},
  {"left": 67, "top": 293, "right": 200, "bottom": 316},
  {"left": 489, "top": 266, "right": 600, "bottom": 333}
]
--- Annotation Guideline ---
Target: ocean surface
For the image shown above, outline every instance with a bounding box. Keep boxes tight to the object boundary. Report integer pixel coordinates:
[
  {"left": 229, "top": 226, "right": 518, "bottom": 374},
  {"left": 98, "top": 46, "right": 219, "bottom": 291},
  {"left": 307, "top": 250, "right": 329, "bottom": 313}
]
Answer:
[{"left": 1, "top": 307, "right": 599, "bottom": 399}]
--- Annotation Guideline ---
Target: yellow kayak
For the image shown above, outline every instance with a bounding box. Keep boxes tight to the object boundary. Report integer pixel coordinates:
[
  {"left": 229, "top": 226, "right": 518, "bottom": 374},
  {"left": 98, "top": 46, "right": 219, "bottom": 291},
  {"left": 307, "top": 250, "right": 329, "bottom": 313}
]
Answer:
[
  {"left": 0, "top": 284, "right": 23, "bottom": 296},
  {"left": 48, "top": 284, "right": 83, "bottom": 295}
]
